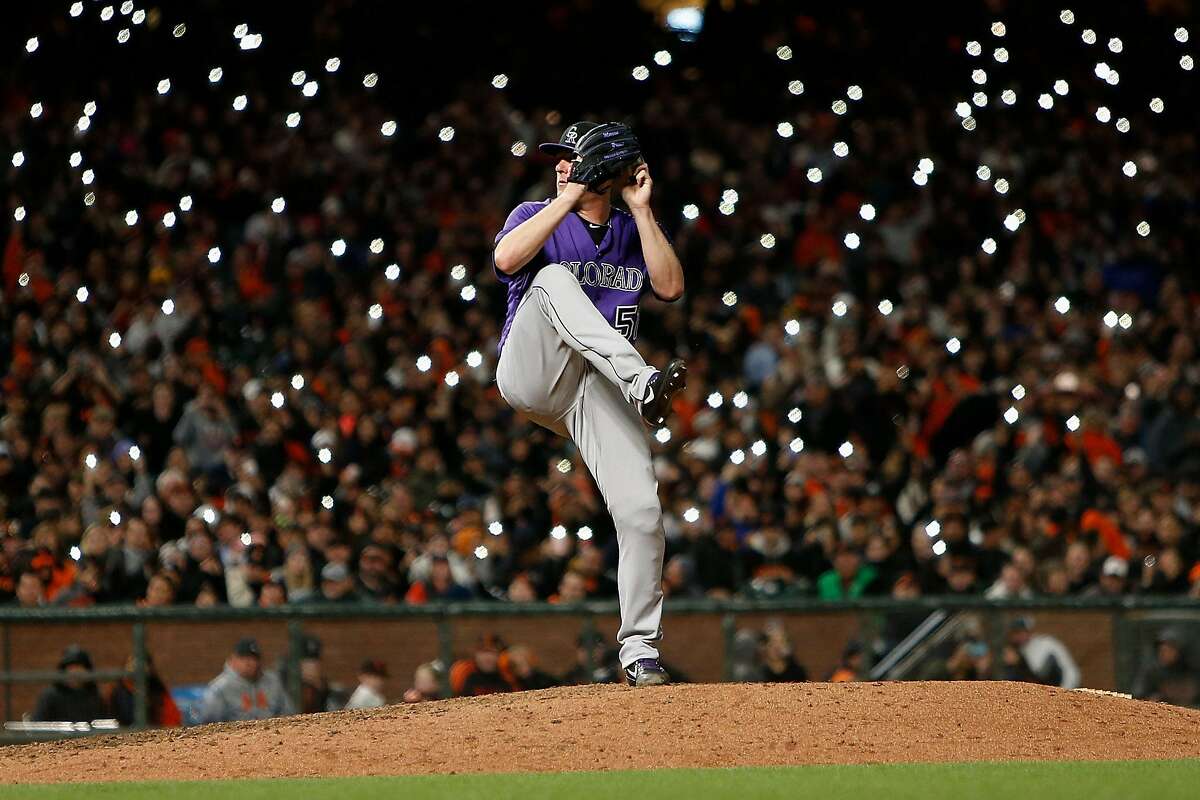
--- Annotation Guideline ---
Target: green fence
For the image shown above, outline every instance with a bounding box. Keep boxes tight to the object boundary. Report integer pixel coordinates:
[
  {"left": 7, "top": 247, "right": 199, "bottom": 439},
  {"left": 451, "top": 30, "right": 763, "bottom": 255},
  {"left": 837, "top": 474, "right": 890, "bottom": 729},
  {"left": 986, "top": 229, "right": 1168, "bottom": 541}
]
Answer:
[{"left": 2, "top": 596, "right": 1197, "bottom": 740}]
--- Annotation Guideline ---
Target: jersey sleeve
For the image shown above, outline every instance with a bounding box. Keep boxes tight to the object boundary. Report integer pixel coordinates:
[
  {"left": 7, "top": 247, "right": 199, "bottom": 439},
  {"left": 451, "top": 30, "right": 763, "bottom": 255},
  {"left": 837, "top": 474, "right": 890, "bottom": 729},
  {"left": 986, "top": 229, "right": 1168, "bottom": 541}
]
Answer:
[{"left": 493, "top": 201, "right": 548, "bottom": 285}]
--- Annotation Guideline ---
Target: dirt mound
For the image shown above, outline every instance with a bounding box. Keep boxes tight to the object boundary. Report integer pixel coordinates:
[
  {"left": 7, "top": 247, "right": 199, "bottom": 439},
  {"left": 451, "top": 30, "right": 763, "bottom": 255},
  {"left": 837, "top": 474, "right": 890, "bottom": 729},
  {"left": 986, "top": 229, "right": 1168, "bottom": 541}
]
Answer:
[{"left": 3, "top": 682, "right": 1198, "bottom": 784}]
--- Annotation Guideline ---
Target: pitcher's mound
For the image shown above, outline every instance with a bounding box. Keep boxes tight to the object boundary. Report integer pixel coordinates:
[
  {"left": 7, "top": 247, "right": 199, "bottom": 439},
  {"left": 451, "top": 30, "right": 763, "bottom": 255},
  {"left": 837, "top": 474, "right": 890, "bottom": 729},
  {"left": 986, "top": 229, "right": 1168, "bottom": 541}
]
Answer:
[{"left": 4, "top": 681, "right": 1199, "bottom": 784}]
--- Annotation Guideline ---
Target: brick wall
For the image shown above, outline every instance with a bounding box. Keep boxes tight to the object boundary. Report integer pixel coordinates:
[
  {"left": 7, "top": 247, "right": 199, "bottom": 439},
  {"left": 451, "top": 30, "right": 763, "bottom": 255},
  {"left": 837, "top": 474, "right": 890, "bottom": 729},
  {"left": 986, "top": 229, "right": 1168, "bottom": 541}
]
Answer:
[{"left": 1, "top": 609, "right": 1116, "bottom": 722}]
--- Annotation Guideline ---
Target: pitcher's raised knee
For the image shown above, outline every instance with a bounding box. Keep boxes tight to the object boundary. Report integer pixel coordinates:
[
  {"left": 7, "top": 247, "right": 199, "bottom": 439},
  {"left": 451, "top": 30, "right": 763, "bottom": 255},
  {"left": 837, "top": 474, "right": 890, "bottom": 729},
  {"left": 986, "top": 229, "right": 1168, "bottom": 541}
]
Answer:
[{"left": 531, "top": 262, "right": 579, "bottom": 295}]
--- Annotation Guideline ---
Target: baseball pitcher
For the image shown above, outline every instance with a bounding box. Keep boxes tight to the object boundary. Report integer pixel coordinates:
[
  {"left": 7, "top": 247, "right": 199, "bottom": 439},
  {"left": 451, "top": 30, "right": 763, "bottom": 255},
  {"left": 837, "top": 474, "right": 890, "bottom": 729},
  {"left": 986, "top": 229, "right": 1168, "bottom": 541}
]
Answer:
[{"left": 492, "top": 121, "right": 687, "bottom": 687}]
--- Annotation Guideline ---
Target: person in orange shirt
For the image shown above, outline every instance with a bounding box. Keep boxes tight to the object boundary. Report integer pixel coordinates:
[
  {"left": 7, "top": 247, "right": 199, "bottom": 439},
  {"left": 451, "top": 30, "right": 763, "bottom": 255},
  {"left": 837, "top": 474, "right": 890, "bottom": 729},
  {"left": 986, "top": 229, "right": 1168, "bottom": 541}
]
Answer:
[
  {"left": 27, "top": 547, "right": 76, "bottom": 603},
  {"left": 454, "top": 634, "right": 513, "bottom": 697},
  {"left": 827, "top": 640, "right": 864, "bottom": 683}
]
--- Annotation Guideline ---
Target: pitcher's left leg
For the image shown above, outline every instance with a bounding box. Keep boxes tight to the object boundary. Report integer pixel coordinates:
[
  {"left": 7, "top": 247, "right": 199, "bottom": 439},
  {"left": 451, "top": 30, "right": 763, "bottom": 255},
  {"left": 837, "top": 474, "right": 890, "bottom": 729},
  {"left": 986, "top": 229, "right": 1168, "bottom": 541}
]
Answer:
[{"left": 565, "top": 371, "right": 667, "bottom": 680}]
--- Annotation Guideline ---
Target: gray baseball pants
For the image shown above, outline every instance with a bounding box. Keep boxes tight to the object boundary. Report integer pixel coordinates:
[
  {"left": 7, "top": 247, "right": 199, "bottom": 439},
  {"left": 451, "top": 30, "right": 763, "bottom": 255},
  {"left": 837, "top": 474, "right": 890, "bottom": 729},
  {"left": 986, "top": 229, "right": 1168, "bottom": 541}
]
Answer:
[{"left": 495, "top": 263, "right": 666, "bottom": 668}]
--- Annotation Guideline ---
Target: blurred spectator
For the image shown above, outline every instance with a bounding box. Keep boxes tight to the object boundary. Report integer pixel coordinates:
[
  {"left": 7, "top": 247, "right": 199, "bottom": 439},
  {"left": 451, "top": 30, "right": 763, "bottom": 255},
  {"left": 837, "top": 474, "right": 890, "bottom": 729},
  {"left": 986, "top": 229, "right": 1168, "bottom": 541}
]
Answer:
[
  {"left": 817, "top": 547, "right": 877, "bottom": 599},
  {"left": 402, "top": 662, "right": 444, "bottom": 704},
  {"left": 345, "top": 659, "right": 389, "bottom": 710},
  {"left": 31, "top": 646, "right": 108, "bottom": 723},
  {"left": 504, "top": 645, "right": 560, "bottom": 691},
  {"left": 550, "top": 570, "right": 589, "bottom": 604},
  {"left": 103, "top": 518, "right": 155, "bottom": 602},
  {"left": 1038, "top": 560, "right": 1070, "bottom": 596},
  {"left": 257, "top": 577, "right": 288, "bottom": 607},
  {"left": 1000, "top": 640, "right": 1040, "bottom": 683},
  {"left": 505, "top": 573, "right": 538, "bottom": 603},
  {"left": 295, "top": 635, "right": 336, "bottom": 713},
  {"left": 27, "top": 547, "right": 74, "bottom": 603},
  {"left": 1006, "top": 618, "right": 1081, "bottom": 689},
  {"left": 1083, "top": 557, "right": 1129, "bottom": 596},
  {"left": 1141, "top": 549, "right": 1192, "bottom": 595},
  {"left": 355, "top": 543, "right": 399, "bottom": 603},
  {"left": 173, "top": 526, "right": 227, "bottom": 605},
  {"left": 12, "top": 572, "right": 44, "bottom": 608},
  {"left": 942, "top": 555, "right": 981, "bottom": 596},
  {"left": 828, "top": 640, "right": 865, "bottom": 682},
  {"left": 108, "top": 654, "right": 182, "bottom": 728},
  {"left": 1064, "top": 542, "right": 1093, "bottom": 594},
  {"left": 405, "top": 555, "right": 471, "bottom": 604},
  {"left": 316, "top": 562, "right": 360, "bottom": 604},
  {"left": 1133, "top": 630, "right": 1200, "bottom": 707},
  {"left": 454, "top": 634, "right": 512, "bottom": 697},
  {"left": 986, "top": 563, "right": 1034, "bottom": 601},
  {"left": 730, "top": 629, "right": 766, "bottom": 682},
  {"left": 53, "top": 558, "right": 105, "bottom": 607},
  {"left": 275, "top": 548, "right": 315, "bottom": 604},
  {"left": 0, "top": 543, "right": 14, "bottom": 603},
  {"left": 194, "top": 581, "right": 222, "bottom": 608},
  {"left": 662, "top": 555, "right": 704, "bottom": 599},
  {"left": 172, "top": 384, "right": 236, "bottom": 480},
  {"left": 197, "top": 638, "right": 295, "bottom": 723},
  {"left": 563, "top": 630, "right": 621, "bottom": 685},
  {"left": 946, "top": 638, "right": 994, "bottom": 681},
  {"left": 759, "top": 619, "right": 809, "bottom": 682},
  {"left": 139, "top": 572, "right": 177, "bottom": 607}
]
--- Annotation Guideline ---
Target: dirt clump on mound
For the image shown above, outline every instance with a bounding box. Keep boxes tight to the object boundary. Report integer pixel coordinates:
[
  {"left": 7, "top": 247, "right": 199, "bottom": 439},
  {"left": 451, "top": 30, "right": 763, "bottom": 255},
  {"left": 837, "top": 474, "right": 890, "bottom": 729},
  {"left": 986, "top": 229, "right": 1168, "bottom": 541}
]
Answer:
[{"left": 3, "top": 681, "right": 1198, "bottom": 784}]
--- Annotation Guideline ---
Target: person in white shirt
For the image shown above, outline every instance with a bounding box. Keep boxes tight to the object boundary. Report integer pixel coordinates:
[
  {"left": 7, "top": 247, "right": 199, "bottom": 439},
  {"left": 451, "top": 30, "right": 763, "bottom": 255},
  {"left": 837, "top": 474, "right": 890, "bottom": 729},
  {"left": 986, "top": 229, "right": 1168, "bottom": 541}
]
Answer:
[
  {"left": 1007, "top": 617, "right": 1081, "bottom": 689},
  {"left": 344, "top": 659, "right": 388, "bottom": 710}
]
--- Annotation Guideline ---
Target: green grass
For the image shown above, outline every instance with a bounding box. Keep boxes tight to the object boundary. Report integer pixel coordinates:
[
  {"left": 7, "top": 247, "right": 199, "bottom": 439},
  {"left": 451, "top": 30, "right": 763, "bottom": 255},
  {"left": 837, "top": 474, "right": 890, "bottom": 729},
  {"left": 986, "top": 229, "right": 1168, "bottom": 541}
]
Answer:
[{"left": 5, "top": 760, "right": 1200, "bottom": 799}]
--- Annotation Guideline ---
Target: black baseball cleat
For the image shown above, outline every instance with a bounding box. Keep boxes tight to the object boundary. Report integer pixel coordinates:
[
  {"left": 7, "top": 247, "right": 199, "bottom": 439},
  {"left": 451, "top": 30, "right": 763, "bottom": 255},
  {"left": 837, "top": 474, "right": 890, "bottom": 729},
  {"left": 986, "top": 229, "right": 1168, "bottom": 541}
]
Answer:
[
  {"left": 640, "top": 359, "right": 687, "bottom": 426},
  {"left": 624, "top": 658, "right": 671, "bottom": 687}
]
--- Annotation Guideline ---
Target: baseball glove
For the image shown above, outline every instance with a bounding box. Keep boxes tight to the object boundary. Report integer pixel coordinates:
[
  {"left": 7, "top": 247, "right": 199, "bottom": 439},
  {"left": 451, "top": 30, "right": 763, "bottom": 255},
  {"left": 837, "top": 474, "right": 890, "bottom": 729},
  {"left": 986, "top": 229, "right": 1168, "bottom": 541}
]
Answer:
[{"left": 569, "top": 122, "right": 643, "bottom": 192}]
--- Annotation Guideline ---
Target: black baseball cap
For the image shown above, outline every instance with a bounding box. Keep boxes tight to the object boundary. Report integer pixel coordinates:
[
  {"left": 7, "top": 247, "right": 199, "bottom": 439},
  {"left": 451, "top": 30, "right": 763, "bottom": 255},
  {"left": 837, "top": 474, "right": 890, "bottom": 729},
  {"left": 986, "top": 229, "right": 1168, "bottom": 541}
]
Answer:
[
  {"left": 59, "top": 645, "right": 94, "bottom": 671},
  {"left": 301, "top": 635, "right": 322, "bottom": 660},
  {"left": 233, "top": 637, "right": 262, "bottom": 658},
  {"left": 538, "top": 121, "right": 598, "bottom": 158}
]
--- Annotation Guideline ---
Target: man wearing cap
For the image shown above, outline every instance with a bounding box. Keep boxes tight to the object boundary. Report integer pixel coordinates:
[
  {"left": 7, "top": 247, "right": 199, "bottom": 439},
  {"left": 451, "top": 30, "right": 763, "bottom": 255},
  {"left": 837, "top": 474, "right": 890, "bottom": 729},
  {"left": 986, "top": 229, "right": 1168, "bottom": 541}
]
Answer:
[
  {"left": 345, "top": 659, "right": 389, "bottom": 710},
  {"left": 31, "top": 645, "right": 109, "bottom": 723},
  {"left": 317, "top": 561, "right": 360, "bottom": 604},
  {"left": 1134, "top": 629, "right": 1200, "bottom": 706},
  {"left": 197, "top": 637, "right": 295, "bottom": 723},
  {"left": 1084, "top": 556, "right": 1129, "bottom": 596},
  {"left": 456, "top": 634, "right": 513, "bottom": 697},
  {"left": 1005, "top": 617, "right": 1081, "bottom": 689},
  {"left": 491, "top": 120, "right": 687, "bottom": 687}
]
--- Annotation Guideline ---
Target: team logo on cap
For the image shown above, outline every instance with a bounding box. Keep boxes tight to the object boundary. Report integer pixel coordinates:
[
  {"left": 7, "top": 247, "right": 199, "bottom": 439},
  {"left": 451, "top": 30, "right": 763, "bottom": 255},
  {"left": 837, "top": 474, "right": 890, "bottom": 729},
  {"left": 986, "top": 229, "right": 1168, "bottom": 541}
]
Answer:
[{"left": 563, "top": 125, "right": 579, "bottom": 144}]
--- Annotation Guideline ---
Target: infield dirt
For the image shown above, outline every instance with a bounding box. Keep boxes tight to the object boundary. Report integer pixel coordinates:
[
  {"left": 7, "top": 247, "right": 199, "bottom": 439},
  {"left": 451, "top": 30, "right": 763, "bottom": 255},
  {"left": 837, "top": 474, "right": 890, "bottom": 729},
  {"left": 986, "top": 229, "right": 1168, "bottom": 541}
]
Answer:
[{"left": 2, "top": 681, "right": 1198, "bottom": 784}]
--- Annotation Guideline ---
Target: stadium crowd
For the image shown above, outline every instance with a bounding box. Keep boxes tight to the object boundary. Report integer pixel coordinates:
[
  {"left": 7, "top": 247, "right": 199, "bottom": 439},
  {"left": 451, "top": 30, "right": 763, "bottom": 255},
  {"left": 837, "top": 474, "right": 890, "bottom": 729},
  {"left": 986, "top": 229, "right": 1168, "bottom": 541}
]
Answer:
[{"left": 2, "top": 0, "right": 1200, "bottom": 631}]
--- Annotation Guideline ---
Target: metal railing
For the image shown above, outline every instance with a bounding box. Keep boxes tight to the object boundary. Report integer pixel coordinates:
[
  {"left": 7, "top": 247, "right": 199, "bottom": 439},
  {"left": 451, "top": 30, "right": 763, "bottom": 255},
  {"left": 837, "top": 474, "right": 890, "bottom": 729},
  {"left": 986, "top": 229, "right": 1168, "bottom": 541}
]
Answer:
[{"left": 2, "top": 595, "right": 1197, "bottom": 740}]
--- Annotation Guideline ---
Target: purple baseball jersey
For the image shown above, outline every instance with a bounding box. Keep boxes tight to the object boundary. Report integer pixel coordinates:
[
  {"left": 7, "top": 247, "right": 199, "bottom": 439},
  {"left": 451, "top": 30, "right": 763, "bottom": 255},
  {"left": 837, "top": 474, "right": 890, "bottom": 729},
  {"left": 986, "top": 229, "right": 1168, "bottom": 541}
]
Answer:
[{"left": 493, "top": 201, "right": 666, "bottom": 354}]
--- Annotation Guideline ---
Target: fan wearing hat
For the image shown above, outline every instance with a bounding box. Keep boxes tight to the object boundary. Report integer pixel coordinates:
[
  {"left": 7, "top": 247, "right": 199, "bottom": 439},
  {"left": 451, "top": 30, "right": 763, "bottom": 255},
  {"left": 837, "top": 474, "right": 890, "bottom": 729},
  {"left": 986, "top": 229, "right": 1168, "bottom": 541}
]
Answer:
[
  {"left": 31, "top": 645, "right": 109, "bottom": 723},
  {"left": 491, "top": 119, "right": 688, "bottom": 687},
  {"left": 1003, "top": 617, "right": 1081, "bottom": 688},
  {"left": 197, "top": 637, "right": 295, "bottom": 723},
  {"left": 318, "top": 560, "right": 360, "bottom": 603},
  {"left": 1133, "top": 629, "right": 1200, "bottom": 706},
  {"left": 455, "top": 634, "right": 513, "bottom": 697}
]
